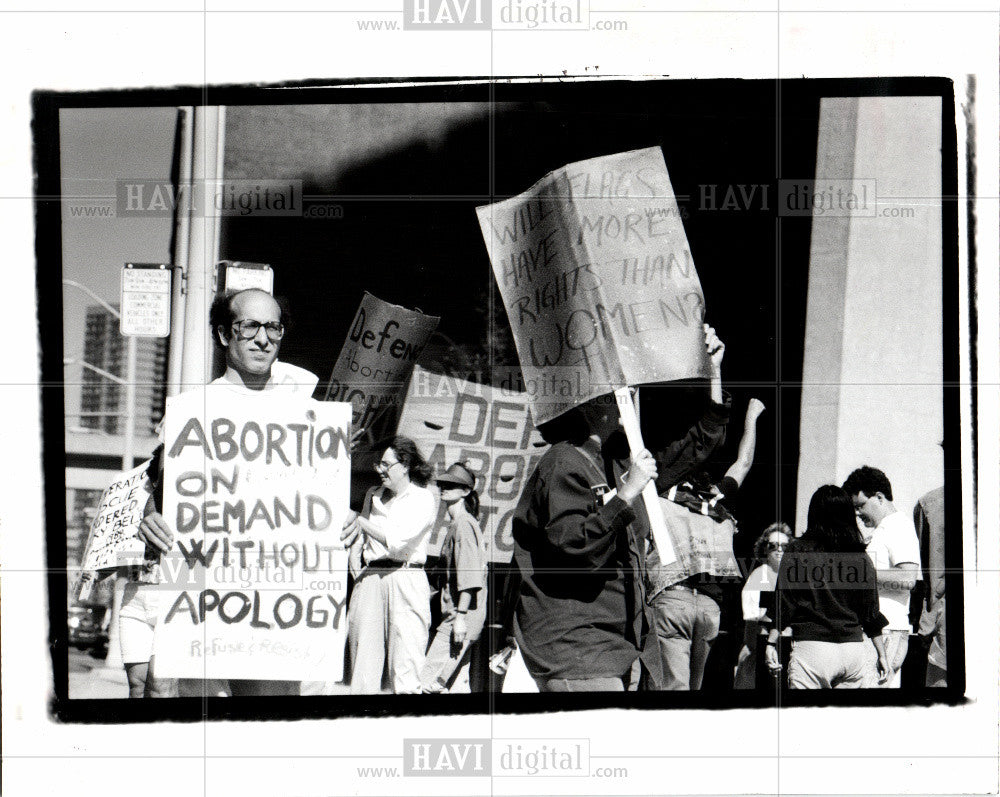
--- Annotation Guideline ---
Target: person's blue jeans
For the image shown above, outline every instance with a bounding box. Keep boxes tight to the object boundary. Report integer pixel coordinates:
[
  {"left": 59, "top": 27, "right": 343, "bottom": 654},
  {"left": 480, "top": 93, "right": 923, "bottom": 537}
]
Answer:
[{"left": 651, "top": 587, "right": 721, "bottom": 690}]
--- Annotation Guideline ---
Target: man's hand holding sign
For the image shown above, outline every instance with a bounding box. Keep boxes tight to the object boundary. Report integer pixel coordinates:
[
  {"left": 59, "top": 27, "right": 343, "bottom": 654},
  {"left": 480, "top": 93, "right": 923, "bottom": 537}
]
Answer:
[{"left": 141, "top": 289, "right": 352, "bottom": 689}]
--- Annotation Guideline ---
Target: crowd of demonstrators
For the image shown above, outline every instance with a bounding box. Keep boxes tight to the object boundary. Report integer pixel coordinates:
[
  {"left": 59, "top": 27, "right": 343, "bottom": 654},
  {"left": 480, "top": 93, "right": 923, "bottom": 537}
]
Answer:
[
  {"left": 119, "top": 294, "right": 940, "bottom": 697},
  {"left": 494, "top": 326, "right": 938, "bottom": 695},
  {"left": 128, "top": 288, "right": 488, "bottom": 698},
  {"left": 339, "top": 450, "right": 490, "bottom": 695},
  {"left": 494, "top": 324, "right": 772, "bottom": 694}
]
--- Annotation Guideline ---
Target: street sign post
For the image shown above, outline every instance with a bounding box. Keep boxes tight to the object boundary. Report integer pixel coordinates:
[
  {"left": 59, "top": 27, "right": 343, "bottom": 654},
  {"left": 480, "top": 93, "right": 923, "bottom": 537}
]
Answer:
[
  {"left": 218, "top": 259, "right": 274, "bottom": 294},
  {"left": 120, "top": 263, "right": 171, "bottom": 338}
]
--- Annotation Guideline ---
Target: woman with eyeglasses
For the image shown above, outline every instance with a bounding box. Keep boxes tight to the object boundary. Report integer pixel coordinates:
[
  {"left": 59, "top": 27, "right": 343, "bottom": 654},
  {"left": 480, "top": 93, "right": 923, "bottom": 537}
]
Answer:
[
  {"left": 765, "top": 485, "right": 891, "bottom": 688},
  {"left": 420, "top": 462, "right": 487, "bottom": 693},
  {"left": 341, "top": 436, "right": 436, "bottom": 694},
  {"left": 734, "top": 522, "right": 792, "bottom": 690}
]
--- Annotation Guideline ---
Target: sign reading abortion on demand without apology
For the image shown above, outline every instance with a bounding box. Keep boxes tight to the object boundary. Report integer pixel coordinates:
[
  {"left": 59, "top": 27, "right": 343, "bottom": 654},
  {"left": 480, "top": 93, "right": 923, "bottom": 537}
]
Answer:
[
  {"left": 153, "top": 389, "right": 352, "bottom": 681},
  {"left": 476, "top": 147, "right": 709, "bottom": 425},
  {"left": 325, "top": 292, "right": 440, "bottom": 433},
  {"left": 397, "top": 366, "right": 549, "bottom": 563}
]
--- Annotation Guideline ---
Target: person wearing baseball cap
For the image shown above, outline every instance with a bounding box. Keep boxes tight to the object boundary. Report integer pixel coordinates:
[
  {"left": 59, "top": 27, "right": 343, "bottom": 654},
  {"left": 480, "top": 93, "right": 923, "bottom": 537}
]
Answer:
[{"left": 421, "top": 462, "right": 488, "bottom": 693}]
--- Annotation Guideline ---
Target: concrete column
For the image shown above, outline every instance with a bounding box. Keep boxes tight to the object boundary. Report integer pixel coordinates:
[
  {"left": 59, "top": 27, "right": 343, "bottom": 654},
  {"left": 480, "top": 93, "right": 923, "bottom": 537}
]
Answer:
[{"left": 796, "top": 96, "right": 944, "bottom": 530}]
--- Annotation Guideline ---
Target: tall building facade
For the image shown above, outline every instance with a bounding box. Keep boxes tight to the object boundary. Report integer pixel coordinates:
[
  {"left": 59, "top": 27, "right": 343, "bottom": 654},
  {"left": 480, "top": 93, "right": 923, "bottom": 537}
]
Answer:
[{"left": 80, "top": 305, "right": 168, "bottom": 436}]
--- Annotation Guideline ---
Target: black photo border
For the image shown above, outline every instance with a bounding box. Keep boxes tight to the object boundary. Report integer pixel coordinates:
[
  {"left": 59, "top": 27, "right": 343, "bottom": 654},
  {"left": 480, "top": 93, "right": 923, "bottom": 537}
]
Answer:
[{"left": 34, "top": 75, "right": 968, "bottom": 723}]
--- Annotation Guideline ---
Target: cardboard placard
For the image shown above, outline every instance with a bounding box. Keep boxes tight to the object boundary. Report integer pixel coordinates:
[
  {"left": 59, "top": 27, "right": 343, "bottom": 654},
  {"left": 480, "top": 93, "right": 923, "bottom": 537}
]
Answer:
[
  {"left": 325, "top": 292, "right": 440, "bottom": 432},
  {"left": 78, "top": 460, "right": 153, "bottom": 572},
  {"left": 153, "top": 389, "right": 351, "bottom": 681},
  {"left": 396, "top": 366, "right": 549, "bottom": 563},
  {"left": 476, "top": 147, "right": 709, "bottom": 426}
]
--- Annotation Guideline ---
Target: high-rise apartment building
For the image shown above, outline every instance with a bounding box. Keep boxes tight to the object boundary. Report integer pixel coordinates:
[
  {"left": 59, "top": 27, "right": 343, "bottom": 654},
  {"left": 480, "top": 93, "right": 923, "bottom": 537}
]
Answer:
[{"left": 79, "top": 305, "right": 168, "bottom": 436}]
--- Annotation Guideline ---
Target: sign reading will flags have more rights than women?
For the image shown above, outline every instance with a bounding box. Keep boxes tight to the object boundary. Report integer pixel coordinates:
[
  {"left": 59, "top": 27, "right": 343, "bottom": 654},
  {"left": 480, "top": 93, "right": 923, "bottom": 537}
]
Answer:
[{"left": 475, "top": 146, "right": 709, "bottom": 426}]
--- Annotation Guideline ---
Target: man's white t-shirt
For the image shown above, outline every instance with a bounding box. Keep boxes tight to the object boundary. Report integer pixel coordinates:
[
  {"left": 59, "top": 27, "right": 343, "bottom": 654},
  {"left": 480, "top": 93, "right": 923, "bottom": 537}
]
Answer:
[
  {"left": 866, "top": 510, "right": 921, "bottom": 631},
  {"left": 209, "top": 360, "right": 319, "bottom": 396}
]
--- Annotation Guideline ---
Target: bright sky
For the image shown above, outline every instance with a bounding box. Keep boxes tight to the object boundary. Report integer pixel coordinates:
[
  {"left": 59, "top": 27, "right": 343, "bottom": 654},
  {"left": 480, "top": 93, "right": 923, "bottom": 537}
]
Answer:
[{"left": 60, "top": 107, "right": 176, "bottom": 425}]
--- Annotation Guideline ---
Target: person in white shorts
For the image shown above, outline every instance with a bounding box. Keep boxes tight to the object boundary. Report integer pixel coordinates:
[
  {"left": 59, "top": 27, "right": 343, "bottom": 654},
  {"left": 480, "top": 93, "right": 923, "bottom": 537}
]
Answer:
[{"left": 119, "top": 572, "right": 178, "bottom": 698}]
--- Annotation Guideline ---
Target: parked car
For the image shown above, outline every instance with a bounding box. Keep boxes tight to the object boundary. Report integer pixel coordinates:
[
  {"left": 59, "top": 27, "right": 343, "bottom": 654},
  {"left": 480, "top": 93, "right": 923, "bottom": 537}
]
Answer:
[{"left": 68, "top": 604, "right": 109, "bottom": 659}]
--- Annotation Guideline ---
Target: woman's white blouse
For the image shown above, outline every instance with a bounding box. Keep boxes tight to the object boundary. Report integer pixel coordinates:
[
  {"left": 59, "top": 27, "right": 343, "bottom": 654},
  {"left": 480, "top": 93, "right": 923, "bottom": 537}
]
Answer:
[
  {"left": 741, "top": 563, "right": 778, "bottom": 622},
  {"left": 361, "top": 483, "right": 437, "bottom": 565}
]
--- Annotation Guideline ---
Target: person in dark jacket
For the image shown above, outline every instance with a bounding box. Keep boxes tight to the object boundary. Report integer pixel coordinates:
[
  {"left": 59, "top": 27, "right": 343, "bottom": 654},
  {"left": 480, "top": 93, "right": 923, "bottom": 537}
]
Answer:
[
  {"left": 766, "top": 485, "right": 890, "bottom": 688},
  {"left": 510, "top": 394, "right": 658, "bottom": 692}
]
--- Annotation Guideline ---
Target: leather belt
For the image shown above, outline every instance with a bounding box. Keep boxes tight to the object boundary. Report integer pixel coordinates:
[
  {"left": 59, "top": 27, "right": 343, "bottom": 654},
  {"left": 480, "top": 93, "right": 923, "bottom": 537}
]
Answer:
[{"left": 364, "top": 558, "right": 423, "bottom": 570}]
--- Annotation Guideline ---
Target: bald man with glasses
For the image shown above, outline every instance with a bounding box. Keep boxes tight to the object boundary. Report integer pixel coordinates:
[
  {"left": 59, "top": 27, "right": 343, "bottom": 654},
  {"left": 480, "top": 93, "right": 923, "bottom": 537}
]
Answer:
[{"left": 138, "top": 288, "right": 318, "bottom": 697}]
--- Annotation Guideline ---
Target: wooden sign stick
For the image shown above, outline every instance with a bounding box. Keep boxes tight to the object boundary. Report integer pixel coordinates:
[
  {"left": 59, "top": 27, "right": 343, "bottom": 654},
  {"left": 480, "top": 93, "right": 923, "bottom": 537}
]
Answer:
[{"left": 614, "top": 387, "right": 677, "bottom": 565}]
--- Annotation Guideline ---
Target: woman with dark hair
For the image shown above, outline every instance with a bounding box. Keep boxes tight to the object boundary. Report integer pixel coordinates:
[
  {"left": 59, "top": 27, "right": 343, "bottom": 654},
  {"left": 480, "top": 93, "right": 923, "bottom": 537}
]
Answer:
[
  {"left": 734, "top": 522, "right": 791, "bottom": 690},
  {"left": 420, "top": 461, "right": 487, "bottom": 693},
  {"left": 765, "top": 485, "right": 890, "bottom": 688},
  {"left": 342, "top": 436, "right": 436, "bottom": 694}
]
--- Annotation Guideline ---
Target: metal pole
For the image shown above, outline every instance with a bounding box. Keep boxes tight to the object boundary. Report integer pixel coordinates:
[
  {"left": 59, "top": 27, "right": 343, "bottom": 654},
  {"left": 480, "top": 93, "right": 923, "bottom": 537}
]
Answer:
[
  {"left": 62, "top": 279, "right": 120, "bottom": 318},
  {"left": 64, "top": 358, "right": 125, "bottom": 386},
  {"left": 180, "top": 105, "right": 225, "bottom": 389},
  {"left": 122, "top": 335, "right": 137, "bottom": 470},
  {"left": 166, "top": 107, "right": 193, "bottom": 398}
]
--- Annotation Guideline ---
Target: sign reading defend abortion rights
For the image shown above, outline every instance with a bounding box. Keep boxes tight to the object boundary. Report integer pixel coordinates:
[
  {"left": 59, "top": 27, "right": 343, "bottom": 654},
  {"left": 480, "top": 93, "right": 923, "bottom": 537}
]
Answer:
[
  {"left": 397, "top": 366, "right": 549, "bottom": 563},
  {"left": 326, "top": 292, "right": 440, "bottom": 432},
  {"left": 476, "top": 147, "right": 709, "bottom": 425},
  {"left": 153, "top": 389, "right": 351, "bottom": 681}
]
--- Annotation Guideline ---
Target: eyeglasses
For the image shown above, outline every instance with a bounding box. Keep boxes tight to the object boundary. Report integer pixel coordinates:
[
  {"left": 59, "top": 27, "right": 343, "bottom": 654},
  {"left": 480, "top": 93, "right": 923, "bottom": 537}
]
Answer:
[
  {"left": 374, "top": 458, "right": 402, "bottom": 474},
  {"left": 767, "top": 541, "right": 788, "bottom": 551},
  {"left": 232, "top": 319, "right": 285, "bottom": 342}
]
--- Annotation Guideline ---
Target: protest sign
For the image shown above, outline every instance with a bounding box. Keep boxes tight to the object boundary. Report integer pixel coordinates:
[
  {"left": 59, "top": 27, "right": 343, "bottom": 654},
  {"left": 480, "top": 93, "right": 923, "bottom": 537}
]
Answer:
[
  {"left": 325, "top": 292, "right": 440, "bottom": 433},
  {"left": 78, "top": 460, "right": 153, "bottom": 572},
  {"left": 396, "top": 366, "right": 549, "bottom": 563},
  {"left": 476, "top": 146, "right": 709, "bottom": 427},
  {"left": 653, "top": 496, "right": 740, "bottom": 586},
  {"left": 477, "top": 147, "right": 699, "bottom": 563},
  {"left": 153, "top": 389, "right": 351, "bottom": 681}
]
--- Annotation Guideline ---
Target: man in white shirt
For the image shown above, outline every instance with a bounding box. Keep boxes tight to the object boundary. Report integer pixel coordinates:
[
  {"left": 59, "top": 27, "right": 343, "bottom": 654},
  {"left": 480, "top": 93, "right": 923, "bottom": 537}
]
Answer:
[
  {"left": 139, "top": 288, "right": 317, "bottom": 696},
  {"left": 843, "top": 466, "right": 920, "bottom": 688}
]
